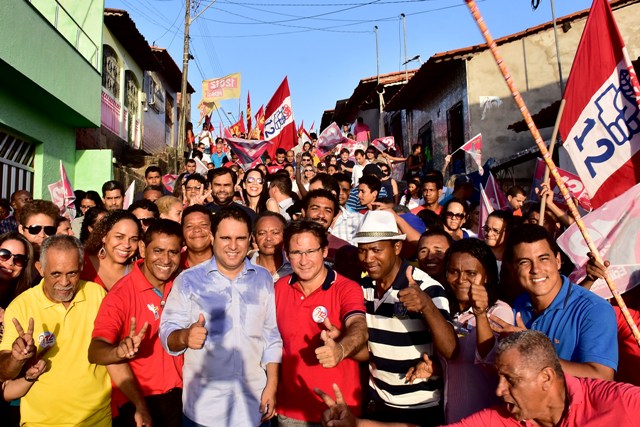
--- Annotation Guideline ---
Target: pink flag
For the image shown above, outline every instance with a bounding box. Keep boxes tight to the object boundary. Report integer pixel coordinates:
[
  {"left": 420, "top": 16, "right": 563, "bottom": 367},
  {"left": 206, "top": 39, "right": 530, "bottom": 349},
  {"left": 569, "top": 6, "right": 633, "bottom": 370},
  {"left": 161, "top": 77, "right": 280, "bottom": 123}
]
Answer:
[
  {"left": 316, "top": 123, "right": 345, "bottom": 158},
  {"left": 557, "top": 182, "right": 640, "bottom": 299},
  {"left": 477, "top": 184, "right": 494, "bottom": 240},
  {"left": 264, "top": 77, "right": 296, "bottom": 158},
  {"left": 225, "top": 137, "right": 272, "bottom": 168},
  {"left": 460, "top": 133, "right": 484, "bottom": 175},
  {"left": 530, "top": 159, "right": 592, "bottom": 211},
  {"left": 47, "top": 160, "right": 76, "bottom": 220},
  {"left": 162, "top": 174, "right": 179, "bottom": 193},
  {"left": 559, "top": 0, "right": 640, "bottom": 209},
  {"left": 371, "top": 136, "right": 396, "bottom": 152},
  {"left": 484, "top": 172, "right": 509, "bottom": 210}
]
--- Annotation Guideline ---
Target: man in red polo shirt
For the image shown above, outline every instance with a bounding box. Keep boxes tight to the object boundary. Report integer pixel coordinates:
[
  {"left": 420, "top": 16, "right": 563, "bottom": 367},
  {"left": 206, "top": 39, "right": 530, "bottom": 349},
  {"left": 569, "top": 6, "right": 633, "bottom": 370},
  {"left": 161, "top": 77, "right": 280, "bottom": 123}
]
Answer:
[
  {"left": 89, "top": 219, "right": 184, "bottom": 427},
  {"left": 275, "top": 220, "right": 368, "bottom": 426}
]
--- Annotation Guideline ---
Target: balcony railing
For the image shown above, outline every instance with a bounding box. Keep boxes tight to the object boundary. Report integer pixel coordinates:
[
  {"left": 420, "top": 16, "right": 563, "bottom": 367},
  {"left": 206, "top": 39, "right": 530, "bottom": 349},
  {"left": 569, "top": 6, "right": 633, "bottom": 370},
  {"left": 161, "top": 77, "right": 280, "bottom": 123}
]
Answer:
[{"left": 27, "top": 0, "right": 100, "bottom": 70}]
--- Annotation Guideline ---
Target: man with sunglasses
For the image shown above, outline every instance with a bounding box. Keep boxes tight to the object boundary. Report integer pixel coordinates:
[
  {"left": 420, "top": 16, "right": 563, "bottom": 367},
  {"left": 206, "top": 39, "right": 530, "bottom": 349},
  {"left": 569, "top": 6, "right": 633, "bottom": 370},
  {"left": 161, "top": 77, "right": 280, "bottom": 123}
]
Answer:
[
  {"left": 18, "top": 200, "right": 59, "bottom": 257},
  {"left": 128, "top": 200, "right": 160, "bottom": 234}
]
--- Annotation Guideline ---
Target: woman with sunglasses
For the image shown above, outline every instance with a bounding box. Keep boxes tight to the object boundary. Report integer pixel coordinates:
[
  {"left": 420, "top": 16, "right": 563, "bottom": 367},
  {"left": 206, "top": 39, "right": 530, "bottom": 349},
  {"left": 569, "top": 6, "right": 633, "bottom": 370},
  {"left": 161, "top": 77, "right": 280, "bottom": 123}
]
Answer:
[
  {"left": 379, "top": 164, "right": 399, "bottom": 204},
  {"left": 242, "top": 168, "right": 269, "bottom": 214},
  {"left": 82, "top": 210, "right": 141, "bottom": 291},
  {"left": 407, "top": 238, "right": 514, "bottom": 423},
  {"left": 0, "top": 232, "right": 34, "bottom": 342},
  {"left": 441, "top": 198, "right": 476, "bottom": 241}
]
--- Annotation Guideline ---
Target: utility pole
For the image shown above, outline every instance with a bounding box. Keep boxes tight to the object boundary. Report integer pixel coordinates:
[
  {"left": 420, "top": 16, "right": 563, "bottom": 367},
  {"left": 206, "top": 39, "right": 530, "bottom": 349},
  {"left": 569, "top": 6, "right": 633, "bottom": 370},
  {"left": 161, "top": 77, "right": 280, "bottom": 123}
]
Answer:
[
  {"left": 550, "top": 0, "right": 564, "bottom": 95},
  {"left": 401, "top": 13, "right": 408, "bottom": 82},
  {"left": 374, "top": 26, "right": 380, "bottom": 85},
  {"left": 177, "top": 0, "right": 191, "bottom": 173}
]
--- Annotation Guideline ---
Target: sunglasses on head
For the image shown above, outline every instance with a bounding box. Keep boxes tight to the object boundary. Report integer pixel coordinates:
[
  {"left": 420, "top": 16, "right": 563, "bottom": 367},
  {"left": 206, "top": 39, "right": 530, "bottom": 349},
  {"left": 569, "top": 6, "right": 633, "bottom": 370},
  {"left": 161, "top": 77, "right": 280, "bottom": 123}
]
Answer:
[
  {"left": 25, "top": 225, "right": 57, "bottom": 236},
  {"left": 245, "top": 176, "right": 264, "bottom": 184},
  {"left": 0, "top": 248, "right": 29, "bottom": 268},
  {"left": 445, "top": 212, "right": 466, "bottom": 220},
  {"left": 139, "top": 217, "right": 156, "bottom": 227}
]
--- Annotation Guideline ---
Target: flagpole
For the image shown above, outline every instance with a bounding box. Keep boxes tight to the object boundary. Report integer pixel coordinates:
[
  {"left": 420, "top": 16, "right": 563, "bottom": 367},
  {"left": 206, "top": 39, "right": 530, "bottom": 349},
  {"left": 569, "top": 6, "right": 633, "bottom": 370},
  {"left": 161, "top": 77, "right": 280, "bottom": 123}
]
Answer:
[
  {"left": 465, "top": 0, "right": 640, "bottom": 346},
  {"left": 538, "top": 99, "right": 565, "bottom": 226}
]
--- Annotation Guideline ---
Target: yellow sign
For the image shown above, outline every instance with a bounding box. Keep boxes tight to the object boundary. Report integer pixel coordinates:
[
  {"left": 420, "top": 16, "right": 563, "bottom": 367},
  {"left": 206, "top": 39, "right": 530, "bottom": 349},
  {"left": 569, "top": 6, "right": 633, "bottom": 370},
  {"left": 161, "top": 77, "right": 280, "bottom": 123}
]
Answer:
[{"left": 201, "top": 73, "right": 241, "bottom": 102}]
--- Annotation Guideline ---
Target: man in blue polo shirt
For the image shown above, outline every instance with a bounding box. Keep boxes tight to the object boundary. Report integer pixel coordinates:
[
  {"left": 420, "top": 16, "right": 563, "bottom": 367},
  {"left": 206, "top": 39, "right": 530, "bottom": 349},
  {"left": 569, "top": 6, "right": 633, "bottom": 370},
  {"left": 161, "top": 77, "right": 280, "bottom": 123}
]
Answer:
[{"left": 491, "top": 224, "right": 617, "bottom": 380}]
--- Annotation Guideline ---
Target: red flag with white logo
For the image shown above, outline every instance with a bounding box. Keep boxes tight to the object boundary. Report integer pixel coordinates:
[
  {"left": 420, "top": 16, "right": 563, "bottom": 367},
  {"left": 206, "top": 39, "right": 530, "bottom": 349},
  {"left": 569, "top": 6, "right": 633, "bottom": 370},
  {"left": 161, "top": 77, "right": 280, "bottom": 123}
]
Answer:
[
  {"left": 559, "top": 0, "right": 640, "bottom": 209},
  {"left": 460, "top": 133, "right": 484, "bottom": 175},
  {"left": 264, "top": 77, "right": 296, "bottom": 157}
]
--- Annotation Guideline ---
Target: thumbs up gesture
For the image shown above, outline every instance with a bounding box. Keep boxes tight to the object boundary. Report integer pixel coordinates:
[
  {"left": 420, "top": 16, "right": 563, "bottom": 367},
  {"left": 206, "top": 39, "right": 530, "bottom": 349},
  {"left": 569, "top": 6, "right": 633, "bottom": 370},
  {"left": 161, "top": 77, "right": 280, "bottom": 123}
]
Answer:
[
  {"left": 315, "top": 318, "right": 344, "bottom": 368},
  {"left": 469, "top": 282, "right": 489, "bottom": 316},
  {"left": 186, "top": 313, "right": 208, "bottom": 350},
  {"left": 398, "top": 266, "right": 429, "bottom": 313}
]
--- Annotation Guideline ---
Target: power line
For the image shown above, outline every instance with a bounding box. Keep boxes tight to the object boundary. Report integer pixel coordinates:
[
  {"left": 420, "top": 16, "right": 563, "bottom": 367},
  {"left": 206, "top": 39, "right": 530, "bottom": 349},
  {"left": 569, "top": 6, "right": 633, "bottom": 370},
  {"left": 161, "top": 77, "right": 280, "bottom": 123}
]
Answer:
[
  {"left": 151, "top": 2, "right": 185, "bottom": 44},
  {"left": 219, "top": 0, "right": 440, "bottom": 6}
]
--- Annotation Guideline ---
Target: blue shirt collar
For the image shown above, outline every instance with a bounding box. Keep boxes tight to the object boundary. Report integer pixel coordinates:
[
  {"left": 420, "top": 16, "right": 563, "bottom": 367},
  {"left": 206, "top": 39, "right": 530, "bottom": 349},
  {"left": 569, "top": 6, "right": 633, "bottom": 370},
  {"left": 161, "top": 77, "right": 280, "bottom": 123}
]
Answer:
[
  {"left": 207, "top": 256, "right": 256, "bottom": 278},
  {"left": 521, "top": 275, "right": 573, "bottom": 314}
]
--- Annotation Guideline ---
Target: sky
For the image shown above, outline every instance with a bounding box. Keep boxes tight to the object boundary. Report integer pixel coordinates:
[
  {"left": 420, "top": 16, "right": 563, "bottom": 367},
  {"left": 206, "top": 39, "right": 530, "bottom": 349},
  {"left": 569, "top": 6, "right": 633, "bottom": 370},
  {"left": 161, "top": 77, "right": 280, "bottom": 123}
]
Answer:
[{"left": 104, "top": 0, "right": 595, "bottom": 132}]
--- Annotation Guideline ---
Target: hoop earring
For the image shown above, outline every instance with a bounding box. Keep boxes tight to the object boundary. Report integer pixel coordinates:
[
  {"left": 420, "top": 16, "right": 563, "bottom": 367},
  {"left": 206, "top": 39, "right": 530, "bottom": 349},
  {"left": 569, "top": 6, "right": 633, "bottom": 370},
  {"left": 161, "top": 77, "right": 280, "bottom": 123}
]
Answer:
[{"left": 98, "top": 246, "right": 107, "bottom": 260}]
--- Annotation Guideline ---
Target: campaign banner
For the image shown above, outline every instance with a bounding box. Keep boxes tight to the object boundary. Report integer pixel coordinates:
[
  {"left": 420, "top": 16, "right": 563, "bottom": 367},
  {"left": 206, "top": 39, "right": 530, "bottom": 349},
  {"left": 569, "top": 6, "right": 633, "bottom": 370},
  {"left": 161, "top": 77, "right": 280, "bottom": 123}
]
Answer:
[
  {"left": 371, "top": 136, "right": 396, "bottom": 152},
  {"left": 162, "top": 174, "right": 179, "bottom": 193},
  {"left": 264, "top": 77, "right": 296, "bottom": 157},
  {"left": 202, "top": 73, "right": 241, "bottom": 102},
  {"left": 559, "top": 0, "right": 640, "bottom": 209},
  {"left": 557, "top": 182, "right": 640, "bottom": 299},
  {"left": 225, "top": 137, "right": 272, "bottom": 168},
  {"left": 530, "top": 158, "right": 592, "bottom": 211},
  {"left": 460, "top": 133, "right": 484, "bottom": 175},
  {"left": 316, "top": 123, "right": 345, "bottom": 158}
]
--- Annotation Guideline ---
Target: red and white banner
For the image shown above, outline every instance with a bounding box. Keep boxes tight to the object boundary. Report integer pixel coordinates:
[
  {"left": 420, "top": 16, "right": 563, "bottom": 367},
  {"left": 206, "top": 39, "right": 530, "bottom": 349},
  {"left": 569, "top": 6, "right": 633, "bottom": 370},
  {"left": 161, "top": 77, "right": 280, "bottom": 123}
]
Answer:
[
  {"left": 477, "top": 184, "right": 494, "bottom": 240},
  {"left": 316, "top": 122, "right": 345, "bottom": 157},
  {"left": 530, "top": 158, "right": 592, "bottom": 211},
  {"left": 460, "top": 133, "right": 484, "bottom": 175},
  {"left": 47, "top": 160, "right": 76, "bottom": 220},
  {"left": 225, "top": 137, "right": 272, "bottom": 168},
  {"left": 557, "top": 182, "right": 640, "bottom": 299},
  {"left": 484, "top": 172, "right": 509, "bottom": 210},
  {"left": 559, "top": 0, "right": 640, "bottom": 209},
  {"left": 162, "top": 174, "right": 179, "bottom": 193},
  {"left": 371, "top": 136, "right": 396, "bottom": 152},
  {"left": 264, "top": 77, "right": 296, "bottom": 158}
]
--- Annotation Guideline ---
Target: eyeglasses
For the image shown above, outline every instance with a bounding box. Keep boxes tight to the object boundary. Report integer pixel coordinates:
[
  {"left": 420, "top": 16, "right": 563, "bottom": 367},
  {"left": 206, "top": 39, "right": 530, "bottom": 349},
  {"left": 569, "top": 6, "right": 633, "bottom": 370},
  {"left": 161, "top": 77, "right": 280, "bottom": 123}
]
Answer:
[
  {"left": 289, "top": 247, "right": 323, "bottom": 259},
  {"left": 186, "top": 185, "right": 202, "bottom": 191},
  {"left": 25, "top": 225, "right": 57, "bottom": 236},
  {"left": 445, "top": 212, "right": 466, "bottom": 220},
  {"left": 139, "top": 217, "right": 156, "bottom": 227},
  {"left": 482, "top": 225, "right": 503, "bottom": 235},
  {"left": 304, "top": 169, "right": 314, "bottom": 173},
  {"left": 245, "top": 177, "right": 264, "bottom": 184},
  {"left": 0, "top": 248, "right": 29, "bottom": 268}
]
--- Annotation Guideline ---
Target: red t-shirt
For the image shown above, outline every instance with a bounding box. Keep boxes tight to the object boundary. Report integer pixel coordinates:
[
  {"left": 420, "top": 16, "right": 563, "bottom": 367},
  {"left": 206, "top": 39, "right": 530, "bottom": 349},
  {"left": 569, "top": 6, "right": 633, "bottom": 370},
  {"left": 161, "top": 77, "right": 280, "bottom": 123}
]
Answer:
[
  {"left": 92, "top": 260, "right": 183, "bottom": 406},
  {"left": 275, "top": 269, "right": 365, "bottom": 422},
  {"left": 615, "top": 306, "right": 640, "bottom": 386},
  {"left": 447, "top": 374, "right": 640, "bottom": 426},
  {"left": 81, "top": 254, "right": 107, "bottom": 290}
]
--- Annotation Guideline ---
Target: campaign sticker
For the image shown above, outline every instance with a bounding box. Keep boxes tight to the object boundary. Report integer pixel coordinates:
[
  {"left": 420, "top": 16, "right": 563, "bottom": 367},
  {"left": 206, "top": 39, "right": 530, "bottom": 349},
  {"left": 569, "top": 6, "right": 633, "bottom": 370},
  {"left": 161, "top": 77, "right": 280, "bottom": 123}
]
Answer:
[
  {"left": 38, "top": 331, "right": 55, "bottom": 349},
  {"left": 312, "top": 306, "right": 328, "bottom": 323}
]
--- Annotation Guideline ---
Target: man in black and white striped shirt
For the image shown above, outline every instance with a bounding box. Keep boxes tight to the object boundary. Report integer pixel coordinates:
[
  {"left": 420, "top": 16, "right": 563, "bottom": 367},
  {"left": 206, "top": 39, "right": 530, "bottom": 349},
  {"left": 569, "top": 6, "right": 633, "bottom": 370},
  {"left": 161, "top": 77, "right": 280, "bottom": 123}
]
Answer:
[{"left": 354, "top": 210, "right": 458, "bottom": 427}]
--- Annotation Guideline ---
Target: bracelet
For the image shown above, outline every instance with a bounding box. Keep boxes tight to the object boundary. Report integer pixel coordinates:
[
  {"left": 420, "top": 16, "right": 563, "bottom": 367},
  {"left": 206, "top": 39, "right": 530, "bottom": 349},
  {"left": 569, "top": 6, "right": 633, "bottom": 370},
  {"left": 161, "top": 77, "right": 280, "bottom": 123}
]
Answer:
[
  {"left": 338, "top": 342, "right": 346, "bottom": 362},
  {"left": 24, "top": 376, "right": 37, "bottom": 383}
]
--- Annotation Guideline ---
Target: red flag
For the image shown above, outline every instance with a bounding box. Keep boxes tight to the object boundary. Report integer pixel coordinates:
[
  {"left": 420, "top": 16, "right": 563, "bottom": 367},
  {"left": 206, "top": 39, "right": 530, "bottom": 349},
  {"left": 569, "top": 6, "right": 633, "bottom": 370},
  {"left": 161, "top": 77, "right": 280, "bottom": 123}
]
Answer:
[
  {"left": 310, "top": 121, "right": 315, "bottom": 133},
  {"left": 316, "top": 123, "right": 345, "bottom": 157},
  {"left": 255, "top": 105, "right": 265, "bottom": 133},
  {"left": 298, "top": 120, "right": 304, "bottom": 134},
  {"left": 264, "top": 77, "right": 296, "bottom": 157},
  {"left": 559, "top": 0, "right": 640, "bottom": 209},
  {"left": 230, "top": 113, "right": 246, "bottom": 136},
  {"left": 530, "top": 159, "right": 592, "bottom": 211},
  {"left": 484, "top": 172, "right": 509, "bottom": 210},
  {"left": 247, "top": 91, "right": 252, "bottom": 132},
  {"left": 460, "top": 133, "right": 484, "bottom": 175}
]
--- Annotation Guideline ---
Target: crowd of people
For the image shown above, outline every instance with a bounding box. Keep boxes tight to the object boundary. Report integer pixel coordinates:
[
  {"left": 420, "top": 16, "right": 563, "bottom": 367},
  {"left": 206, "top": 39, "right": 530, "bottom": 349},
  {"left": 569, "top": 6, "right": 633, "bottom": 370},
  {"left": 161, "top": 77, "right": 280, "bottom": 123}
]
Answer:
[{"left": 0, "top": 132, "right": 639, "bottom": 427}]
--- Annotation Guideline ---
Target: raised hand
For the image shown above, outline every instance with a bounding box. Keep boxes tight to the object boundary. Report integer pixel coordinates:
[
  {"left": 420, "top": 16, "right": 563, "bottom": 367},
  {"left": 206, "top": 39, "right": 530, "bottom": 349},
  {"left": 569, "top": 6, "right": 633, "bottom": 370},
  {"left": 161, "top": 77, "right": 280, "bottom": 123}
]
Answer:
[
  {"left": 116, "top": 317, "right": 149, "bottom": 359},
  {"left": 405, "top": 353, "right": 435, "bottom": 384},
  {"left": 490, "top": 312, "right": 527, "bottom": 336},
  {"left": 315, "top": 329, "right": 343, "bottom": 369},
  {"left": 398, "top": 267, "right": 428, "bottom": 313},
  {"left": 186, "top": 314, "right": 207, "bottom": 350},
  {"left": 469, "top": 282, "right": 489, "bottom": 316},
  {"left": 11, "top": 317, "right": 36, "bottom": 362},
  {"left": 315, "top": 384, "right": 357, "bottom": 427}
]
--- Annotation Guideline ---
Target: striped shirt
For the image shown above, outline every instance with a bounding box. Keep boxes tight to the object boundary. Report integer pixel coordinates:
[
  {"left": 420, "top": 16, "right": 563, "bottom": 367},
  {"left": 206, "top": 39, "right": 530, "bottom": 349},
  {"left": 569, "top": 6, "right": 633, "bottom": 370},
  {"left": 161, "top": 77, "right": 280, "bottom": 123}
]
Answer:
[{"left": 361, "top": 261, "right": 451, "bottom": 409}]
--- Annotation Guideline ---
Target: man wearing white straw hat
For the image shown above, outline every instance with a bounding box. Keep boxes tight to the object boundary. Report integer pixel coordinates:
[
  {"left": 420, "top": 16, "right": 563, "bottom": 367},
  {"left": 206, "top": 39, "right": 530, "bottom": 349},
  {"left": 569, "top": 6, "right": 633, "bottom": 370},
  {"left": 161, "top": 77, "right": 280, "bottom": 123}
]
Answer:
[{"left": 354, "top": 210, "right": 458, "bottom": 426}]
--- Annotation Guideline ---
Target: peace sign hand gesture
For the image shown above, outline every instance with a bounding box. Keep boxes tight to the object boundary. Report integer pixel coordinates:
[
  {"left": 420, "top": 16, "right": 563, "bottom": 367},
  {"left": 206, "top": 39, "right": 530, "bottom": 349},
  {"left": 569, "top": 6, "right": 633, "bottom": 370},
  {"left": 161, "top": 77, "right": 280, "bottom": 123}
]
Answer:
[
  {"left": 11, "top": 317, "right": 36, "bottom": 362},
  {"left": 116, "top": 317, "right": 149, "bottom": 360}
]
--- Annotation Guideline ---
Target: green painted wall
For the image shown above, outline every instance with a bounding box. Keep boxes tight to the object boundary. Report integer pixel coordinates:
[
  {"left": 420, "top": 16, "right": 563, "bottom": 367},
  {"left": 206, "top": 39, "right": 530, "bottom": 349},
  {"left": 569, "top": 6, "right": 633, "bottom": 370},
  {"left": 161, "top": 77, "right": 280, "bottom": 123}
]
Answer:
[
  {"left": 75, "top": 150, "right": 114, "bottom": 192},
  {"left": 0, "top": 0, "right": 103, "bottom": 127}
]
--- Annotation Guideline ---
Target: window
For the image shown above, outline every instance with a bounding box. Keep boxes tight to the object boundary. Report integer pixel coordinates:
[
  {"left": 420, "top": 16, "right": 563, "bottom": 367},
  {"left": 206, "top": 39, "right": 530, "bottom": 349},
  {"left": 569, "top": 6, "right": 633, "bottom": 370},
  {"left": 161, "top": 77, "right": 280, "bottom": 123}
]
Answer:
[
  {"left": 165, "top": 92, "right": 174, "bottom": 125},
  {"left": 124, "top": 71, "right": 139, "bottom": 114},
  {"left": 102, "top": 45, "right": 120, "bottom": 98}
]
